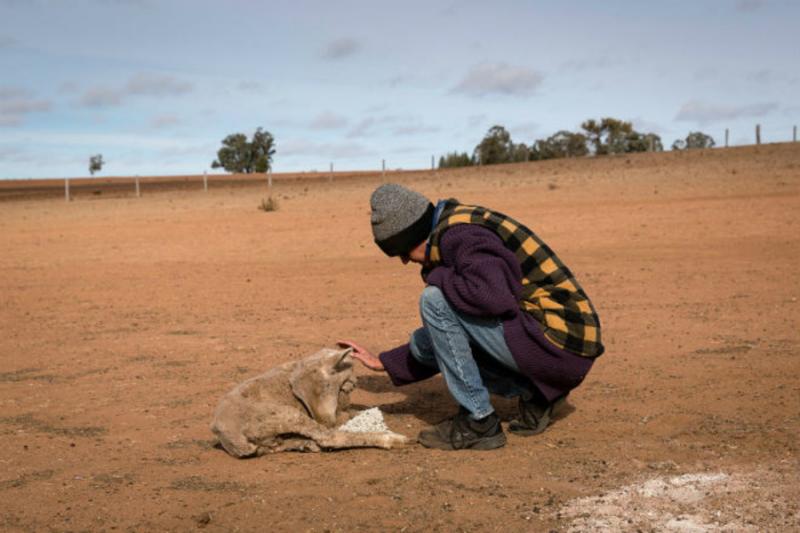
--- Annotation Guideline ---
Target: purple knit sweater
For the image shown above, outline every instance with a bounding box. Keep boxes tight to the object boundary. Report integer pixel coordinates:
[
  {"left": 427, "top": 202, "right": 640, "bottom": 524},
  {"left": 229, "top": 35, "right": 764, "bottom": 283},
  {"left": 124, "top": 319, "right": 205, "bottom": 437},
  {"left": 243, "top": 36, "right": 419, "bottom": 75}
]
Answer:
[{"left": 378, "top": 224, "right": 595, "bottom": 402}]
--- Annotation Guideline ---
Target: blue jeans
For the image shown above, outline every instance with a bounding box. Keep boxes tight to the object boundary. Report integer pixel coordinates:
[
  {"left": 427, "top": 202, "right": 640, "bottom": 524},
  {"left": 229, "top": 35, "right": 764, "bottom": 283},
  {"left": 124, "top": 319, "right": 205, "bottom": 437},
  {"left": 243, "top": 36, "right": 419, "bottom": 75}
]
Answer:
[{"left": 409, "top": 286, "right": 534, "bottom": 420}]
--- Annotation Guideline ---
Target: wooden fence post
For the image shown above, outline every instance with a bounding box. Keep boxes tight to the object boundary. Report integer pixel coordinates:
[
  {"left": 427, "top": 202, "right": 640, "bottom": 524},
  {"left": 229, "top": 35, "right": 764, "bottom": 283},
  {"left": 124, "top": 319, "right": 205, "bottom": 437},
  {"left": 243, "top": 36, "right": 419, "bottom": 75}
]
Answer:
[
  {"left": 431, "top": 155, "right": 435, "bottom": 170},
  {"left": 65, "top": 178, "right": 70, "bottom": 202},
  {"left": 756, "top": 124, "right": 761, "bottom": 145},
  {"left": 382, "top": 159, "right": 385, "bottom": 178},
  {"left": 329, "top": 162, "right": 333, "bottom": 182},
  {"left": 794, "top": 125, "right": 797, "bottom": 142},
  {"left": 135, "top": 175, "right": 140, "bottom": 197},
  {"left": 203, "top": 170, "right": 208, "bottom": 192},
  {"left": 725, "top": 128, "right": 729, "bottom": 148}
]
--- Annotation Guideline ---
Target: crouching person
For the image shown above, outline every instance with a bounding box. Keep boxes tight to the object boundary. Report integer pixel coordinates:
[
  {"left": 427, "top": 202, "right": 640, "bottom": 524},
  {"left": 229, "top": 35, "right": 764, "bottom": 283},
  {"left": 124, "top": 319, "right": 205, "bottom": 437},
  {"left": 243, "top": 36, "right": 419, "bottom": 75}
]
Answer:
[{"left": 340, "top": 183, "right": 604, "bottom": 451}]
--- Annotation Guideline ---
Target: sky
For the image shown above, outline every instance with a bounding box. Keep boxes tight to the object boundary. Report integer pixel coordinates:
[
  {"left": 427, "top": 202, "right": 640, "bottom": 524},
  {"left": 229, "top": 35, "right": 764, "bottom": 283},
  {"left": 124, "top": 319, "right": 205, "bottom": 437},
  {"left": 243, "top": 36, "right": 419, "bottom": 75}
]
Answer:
[{"left": 0, "top": 0, "right": 797, "bottom": 179}]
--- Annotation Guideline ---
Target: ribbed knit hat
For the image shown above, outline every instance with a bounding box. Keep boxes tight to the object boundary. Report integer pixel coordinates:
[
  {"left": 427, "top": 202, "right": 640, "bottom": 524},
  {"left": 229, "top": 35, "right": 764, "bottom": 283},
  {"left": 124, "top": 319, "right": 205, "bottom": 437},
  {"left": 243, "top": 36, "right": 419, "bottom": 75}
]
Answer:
[{"left": 370, "top": 183, "right": 434, "bottom": 257}]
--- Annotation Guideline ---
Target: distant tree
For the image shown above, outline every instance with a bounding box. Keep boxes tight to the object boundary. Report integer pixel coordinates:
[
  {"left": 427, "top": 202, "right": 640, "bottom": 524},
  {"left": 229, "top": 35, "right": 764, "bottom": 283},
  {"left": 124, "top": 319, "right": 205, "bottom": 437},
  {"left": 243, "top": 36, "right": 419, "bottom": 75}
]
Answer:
[
  {"left": 510, "top": 143, "right": 530, "bottom": 163},
  {"left": 531, "top": 130, "right": 589, "bottom": 160},
  {"left": 671, "top": 139, "right": 687, "bottom": 151},
  {"left": 250, "top": 128, "right": 276, "bottom": 172},
  {"left": 89, "top": 154, "right": 105, "bottom": 176},
  {"left": 685, "top": 131, "right": 715, "bottom": 150},
  {"left": 671, "top": 132, "right": 715, "bottom": 151},
  {"left": 474, "top": 125, "right": 514, "bottom": 165},
  {"left": 211, "top": 127, "right": 276, "bottom": 173},
  {"left": 624, "top": 131, "right": 664, "bottom": 153},
  {"left": 643, "top": 132, "right": 664, "bottom": 152},
  {"left": 581, "top": 118, "right": 662, "bottom": 155},
  {"left": 438, "top": 151, "right": 474, "bottom": 169}
]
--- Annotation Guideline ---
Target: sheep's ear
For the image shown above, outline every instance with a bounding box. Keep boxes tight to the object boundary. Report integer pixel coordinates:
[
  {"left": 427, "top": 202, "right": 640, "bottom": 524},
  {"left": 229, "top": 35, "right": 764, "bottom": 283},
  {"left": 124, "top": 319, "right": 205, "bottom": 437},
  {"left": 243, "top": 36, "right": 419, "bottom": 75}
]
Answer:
[{"left": 334, "top": 347, "right": 353, "bottom": 371}]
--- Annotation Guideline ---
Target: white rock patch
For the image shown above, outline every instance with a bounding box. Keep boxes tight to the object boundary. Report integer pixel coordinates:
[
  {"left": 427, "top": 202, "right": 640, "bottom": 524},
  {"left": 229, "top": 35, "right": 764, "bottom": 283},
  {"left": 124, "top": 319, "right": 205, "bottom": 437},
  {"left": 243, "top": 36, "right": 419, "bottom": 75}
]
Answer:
[
  {"left": 559, "top": 471, "right": 754, "bottom": 532},
  {"left": 339, "top": 407, "right": 395, "bottom": 434}
]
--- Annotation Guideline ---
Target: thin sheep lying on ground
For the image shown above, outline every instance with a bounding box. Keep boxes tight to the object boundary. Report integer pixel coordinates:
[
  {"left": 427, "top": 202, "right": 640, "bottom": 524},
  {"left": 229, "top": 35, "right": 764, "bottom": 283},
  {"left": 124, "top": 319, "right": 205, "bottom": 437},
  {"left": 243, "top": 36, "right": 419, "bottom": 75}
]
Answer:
[{"left": 210, "top": 347, "right": 408, "bottom": 457}]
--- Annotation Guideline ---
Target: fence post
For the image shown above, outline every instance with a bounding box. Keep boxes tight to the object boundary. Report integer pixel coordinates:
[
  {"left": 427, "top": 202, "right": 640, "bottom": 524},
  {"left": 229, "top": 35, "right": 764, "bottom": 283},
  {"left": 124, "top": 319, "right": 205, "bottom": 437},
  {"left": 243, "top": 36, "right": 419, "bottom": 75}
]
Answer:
[
  {"left": 329, "top": 162, "right": 333, "bottom": 182},
  {"left": 755, "top": 124, "right": 761, "bottom": 145},
  {"left": 203, "top": 170, "right": 208, "bottom": 192},
  {"left": 648, "top": 136, "right": 654, "bottom": 152},
  {"left": 65, "top": 178, "right": 70, "bottom": 202},
  {"left": 794, "top": 125, "right": 797, "bottom": 142},
  {"left": 267, "top": 168, "right": 273, "bottom": 196},
  {"left": 382, "top": 159, "right": 385, "bottom": 178},
  {"left": 725, "top": 128, "right": 729, "bottom": 148},
  {"left": 431, "top": 155, "right": 435, "bottom": 170},
  {"left": 135, "top": 175, "right": 140, "bottom": 197}
]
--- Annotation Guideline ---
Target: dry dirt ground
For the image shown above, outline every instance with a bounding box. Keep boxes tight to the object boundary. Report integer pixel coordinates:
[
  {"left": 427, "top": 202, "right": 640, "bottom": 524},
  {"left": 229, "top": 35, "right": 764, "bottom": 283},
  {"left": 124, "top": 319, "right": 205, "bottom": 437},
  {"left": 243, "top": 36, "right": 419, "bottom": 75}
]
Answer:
[{"left": 1, "top": 144, "right": 798, "bottom": 532}]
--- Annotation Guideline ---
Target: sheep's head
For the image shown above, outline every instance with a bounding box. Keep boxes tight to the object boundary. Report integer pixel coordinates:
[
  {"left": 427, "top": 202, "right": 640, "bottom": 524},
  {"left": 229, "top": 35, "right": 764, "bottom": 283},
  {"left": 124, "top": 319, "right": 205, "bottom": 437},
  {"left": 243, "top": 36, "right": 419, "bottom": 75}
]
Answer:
[{"left": 289, "top": 347, "right": 356, "bottom": 427}]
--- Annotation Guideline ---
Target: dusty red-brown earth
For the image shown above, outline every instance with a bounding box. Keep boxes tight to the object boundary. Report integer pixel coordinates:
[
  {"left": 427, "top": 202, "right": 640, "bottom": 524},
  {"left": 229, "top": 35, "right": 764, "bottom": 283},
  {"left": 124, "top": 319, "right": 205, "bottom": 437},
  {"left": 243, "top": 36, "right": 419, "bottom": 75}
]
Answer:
[{"left": 1, "top": 144, "right": 798, "bottom": 532}]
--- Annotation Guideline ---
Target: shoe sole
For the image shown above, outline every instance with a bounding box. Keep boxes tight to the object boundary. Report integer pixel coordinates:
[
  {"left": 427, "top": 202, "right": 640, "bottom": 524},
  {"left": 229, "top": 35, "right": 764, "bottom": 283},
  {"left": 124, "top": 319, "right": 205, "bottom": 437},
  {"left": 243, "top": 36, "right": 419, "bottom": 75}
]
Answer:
[
  {"left": 507, "top": 420, "right": 550, "bottom": 436},
  {"left": 469, "top": 432, "right": 507, "bottom": 450}
]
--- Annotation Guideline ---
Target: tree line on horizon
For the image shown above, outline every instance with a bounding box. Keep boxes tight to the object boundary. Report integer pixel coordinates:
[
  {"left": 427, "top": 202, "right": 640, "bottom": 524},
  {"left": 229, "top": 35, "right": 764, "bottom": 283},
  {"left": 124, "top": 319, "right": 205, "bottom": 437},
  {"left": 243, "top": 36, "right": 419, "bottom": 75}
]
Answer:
[
  {"left": 439, "top": 118, "right": 716, "bottom": 169},
  {"left": 85, "top": 119, "right": 716, "bottom": 177}
]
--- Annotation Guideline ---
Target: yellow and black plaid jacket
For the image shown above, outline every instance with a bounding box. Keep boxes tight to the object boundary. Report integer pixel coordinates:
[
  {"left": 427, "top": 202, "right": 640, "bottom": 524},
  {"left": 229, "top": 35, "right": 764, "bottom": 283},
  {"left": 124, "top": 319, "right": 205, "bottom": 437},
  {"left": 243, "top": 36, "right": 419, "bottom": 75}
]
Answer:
[{"left": 428, "top": 200, "right": 603, "bottom": 358}]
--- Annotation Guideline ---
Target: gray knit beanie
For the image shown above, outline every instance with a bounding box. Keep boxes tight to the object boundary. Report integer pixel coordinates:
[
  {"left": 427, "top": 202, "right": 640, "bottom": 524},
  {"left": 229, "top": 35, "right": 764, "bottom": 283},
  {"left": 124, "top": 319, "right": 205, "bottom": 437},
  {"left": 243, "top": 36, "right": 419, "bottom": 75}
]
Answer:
[{"left": 370, "top": 183, "right": 435, "bottom": 257}]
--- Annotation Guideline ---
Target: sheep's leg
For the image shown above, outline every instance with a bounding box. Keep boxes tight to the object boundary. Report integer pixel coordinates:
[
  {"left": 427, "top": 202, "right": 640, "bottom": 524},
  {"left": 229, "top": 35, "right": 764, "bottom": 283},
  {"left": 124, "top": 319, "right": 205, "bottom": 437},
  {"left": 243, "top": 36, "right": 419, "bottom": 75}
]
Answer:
[{"left": 267, "top": 411, "right": 408, "bottom": 451}]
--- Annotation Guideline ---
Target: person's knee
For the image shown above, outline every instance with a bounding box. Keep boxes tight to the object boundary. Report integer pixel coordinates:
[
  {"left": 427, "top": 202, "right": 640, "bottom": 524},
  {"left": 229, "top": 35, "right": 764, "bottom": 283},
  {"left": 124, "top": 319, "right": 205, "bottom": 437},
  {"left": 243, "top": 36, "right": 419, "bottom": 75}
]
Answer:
[
  {"left": 409, "top": 327, "right": 437, "bottom": 367},
  {"left": 419, "top": 285, "right": 448, "bottom": 321}
]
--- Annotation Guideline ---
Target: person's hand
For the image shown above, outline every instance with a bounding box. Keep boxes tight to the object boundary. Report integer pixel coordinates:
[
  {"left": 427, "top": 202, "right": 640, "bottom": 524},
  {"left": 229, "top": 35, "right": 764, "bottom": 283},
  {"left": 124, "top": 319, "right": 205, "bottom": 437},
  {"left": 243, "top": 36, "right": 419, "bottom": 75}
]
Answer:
[{"left": 336, "top": 340, "right": 385, "bottom": 371}]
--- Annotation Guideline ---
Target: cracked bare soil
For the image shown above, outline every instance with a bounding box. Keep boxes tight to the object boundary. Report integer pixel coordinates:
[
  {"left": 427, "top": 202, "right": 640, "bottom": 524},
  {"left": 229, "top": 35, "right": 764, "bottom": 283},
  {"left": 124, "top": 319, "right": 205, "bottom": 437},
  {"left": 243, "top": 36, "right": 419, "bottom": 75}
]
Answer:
[{"left": 1, "top": 144, "right": 798, "bottom": 532}]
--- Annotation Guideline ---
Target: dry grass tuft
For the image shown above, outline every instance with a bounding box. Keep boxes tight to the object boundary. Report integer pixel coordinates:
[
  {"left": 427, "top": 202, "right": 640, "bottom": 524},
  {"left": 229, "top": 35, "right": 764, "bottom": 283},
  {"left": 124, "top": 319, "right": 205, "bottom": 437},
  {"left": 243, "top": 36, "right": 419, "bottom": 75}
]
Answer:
[{"left": 258, "top": 196, "right": 279, "bottom": 212}]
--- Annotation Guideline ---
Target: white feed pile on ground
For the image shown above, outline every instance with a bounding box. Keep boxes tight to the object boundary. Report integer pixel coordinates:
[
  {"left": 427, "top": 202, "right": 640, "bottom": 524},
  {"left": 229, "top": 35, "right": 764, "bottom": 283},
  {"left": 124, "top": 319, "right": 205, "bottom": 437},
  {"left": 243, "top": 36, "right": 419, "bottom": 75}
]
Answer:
[
  {"left": 557, "top": 469, "right": 800, "bottom": 532},
  {"left": 339, "top": 407, "right": 395, "bottom": 434}
]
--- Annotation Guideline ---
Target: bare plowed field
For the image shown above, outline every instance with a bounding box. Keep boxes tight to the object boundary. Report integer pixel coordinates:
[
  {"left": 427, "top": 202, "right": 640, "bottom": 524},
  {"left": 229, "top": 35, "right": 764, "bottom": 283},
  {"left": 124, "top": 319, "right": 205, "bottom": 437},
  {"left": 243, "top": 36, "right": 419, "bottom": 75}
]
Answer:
[{"left": 1, "top": 144, "right": 798, "bottom": 531}]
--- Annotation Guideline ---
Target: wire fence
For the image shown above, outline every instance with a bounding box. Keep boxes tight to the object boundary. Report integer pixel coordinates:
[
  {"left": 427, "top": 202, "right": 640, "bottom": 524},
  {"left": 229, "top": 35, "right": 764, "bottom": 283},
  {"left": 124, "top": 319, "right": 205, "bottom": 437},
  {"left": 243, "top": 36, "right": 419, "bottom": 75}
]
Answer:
[{"left": 4, "top": 123, "right": 795, "bottom": 203}]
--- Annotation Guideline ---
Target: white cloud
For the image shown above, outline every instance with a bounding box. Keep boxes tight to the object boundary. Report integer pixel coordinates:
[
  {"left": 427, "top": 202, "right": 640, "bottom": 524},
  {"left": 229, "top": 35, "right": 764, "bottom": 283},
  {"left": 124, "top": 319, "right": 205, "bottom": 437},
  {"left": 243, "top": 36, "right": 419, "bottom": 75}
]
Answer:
[
  {"left": 347, "top": 117, "right": 376, "bottom": 138},
  {"left": 0, "top": 87, "right": 51, "bottom": 126},
  {"left": 150, "top": 114, "right": 181, "bottom": 129},
  {"left": 392, "top": 145, "right": 424, "bottom": 154},
  {"left": 693, "top": 67, "right": 721, "bottom": 82},
  {"left": 322, "top": 37, "right": 360, "bottom": 60},
  {"left": 364, "top": 103, "right": 388, "bottom": 113},
  {"left": 560, "top": 57, "right": 616, "bottom": 71},
  {"left": 309, "top": 111, "right": 348, "bottom": 130},
  {"left": 80, "top": 87, "right": 124, "bottom": 108},
  {"left": 156, "top": 142, "right": 214, "bottom": 158},
  {"left": 385, "top": 74, "right": 412, "bottom": 88},
  {"left": 452, "top": 63, "right": 544, "bottom": 97},
  {"left": 0, "top": 100, "right": 50, "bottom": 114},
  {"left": 238, "top": 80, "right": 264, "bottom": 92},
  {"left": 0, "top": 130, "right": 202, "bottom": 151},
  {"left": 345, "top": 114, "right": 438, "bottom": 138},
  {"left": 78, "top": 73, "right": 193, "bottom": 108},
  {"left": 91, "top": 0, "right": 150, "bottom": 6},
  {"left": 628, "top": 116, "right": 663, "bottom": 134},
  {"left": 0, "top": 86, "right": 29, "bottom": 100},
  {"left": 508, "top": 121, "right": 540, "bottom": 140},
  {"left": 59, "top": 81, "right": 79, "bottom": 94},
  {"left": 281, "top": 138, "right": 374, "bottom": 159},
  {"left": 747, "top": 69, "right": 797, "bottom": 84},
  {"left": 0, "top": 145, "right": 24, "bottom": 158},
  {"left": 125, "top": 73, "right": 192, "bottom": 96},
  {"left": 392, "top": 124, "right": 439, "bottom": 136},
  {"left": 675, "top": 100, "right": 778, "bottom": 124},
  {"left": 467, "top": 114, "right": 487, "bottom": 128},
  {"left": 736, "top": 0, "right": 767, "bottom": 11}
]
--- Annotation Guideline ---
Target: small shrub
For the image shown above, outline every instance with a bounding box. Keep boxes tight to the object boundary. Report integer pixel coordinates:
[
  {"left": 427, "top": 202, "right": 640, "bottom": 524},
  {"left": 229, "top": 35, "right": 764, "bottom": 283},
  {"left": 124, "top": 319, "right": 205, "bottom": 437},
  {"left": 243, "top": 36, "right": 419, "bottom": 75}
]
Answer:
[{"left": 258, "top": 196, "right": 279, "bottom": 212}]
